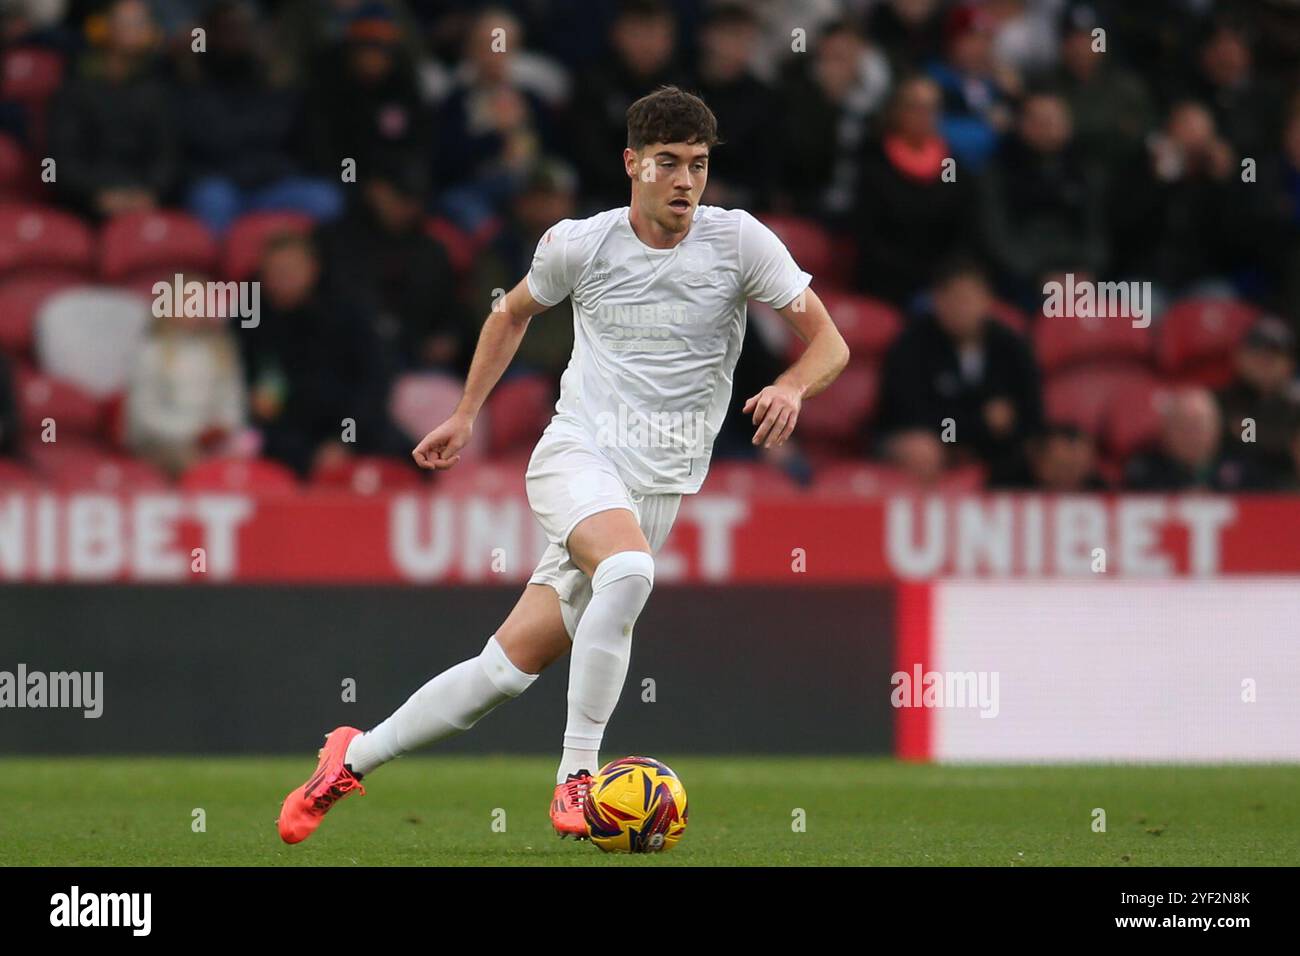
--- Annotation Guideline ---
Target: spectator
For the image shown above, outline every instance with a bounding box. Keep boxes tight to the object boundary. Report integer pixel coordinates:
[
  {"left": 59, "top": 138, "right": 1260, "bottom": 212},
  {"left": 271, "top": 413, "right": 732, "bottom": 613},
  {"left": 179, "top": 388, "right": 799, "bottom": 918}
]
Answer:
[
  {"left": 178, "top": 0, "right": 343, "bottom": 234},
  {"left": 690, "top": 3, "right": 778, "bottom": 212},
  {"left": 124, "top": 278, "right": 247, "bottom": 476},
  {"left": 301, "top": 2, "right": 430, "bottom": 181},
  {"left": 995, "top": 421, "right": 1109, "bottom": 491},
  {"left": 315, "top": 153, "right": 466, "bottom": 373},
  {"left": 774, "top": 18, "right": 890, "bottom": 219},
  {"left": 1125, "top": 387, "right": 1268, "bottom": 491},
  {"left": 1108, "top": 101, "right": 1250, "bottom": 295},
  {"left": 566, "top": 0, "right": 684, "bottom": 210},
  {"left": 48, "top": 0, "right": 178, "bottom": 217},
  {"left": 1049, "top": 3, "right": 1156, "bottom": 175},
  {"left": 467, "top": 157, "right": 577, "bottom": 379},
  {"left": 875, "top": 257, "right": 1043, "bottom": 483},
  {"left": 1178, "top": 19, "right": 1283, "bottom": 159},
  {"left": 239, "top": 232, "right": 396, "bottom": 475},
  {"left": 978, "top": 91, "right": 1106, "bottom": 303},
  {"left": 433, "top": 7, "right": 554, "bottom": 231},
  {"left": 866, "top": 0, "right": 946, "bottom": 75},
  {"left": 0, "top": 353, "right": 19, "bottom": 458},
  {"left": 1216, "top": 315, "right": 1300, "bottom": 486},
  {"left": 926, "top": 2, "right": 1020, "bottom": 171},
  {"left": 853, "top": 75, "right": 977, "bottom": 306}
]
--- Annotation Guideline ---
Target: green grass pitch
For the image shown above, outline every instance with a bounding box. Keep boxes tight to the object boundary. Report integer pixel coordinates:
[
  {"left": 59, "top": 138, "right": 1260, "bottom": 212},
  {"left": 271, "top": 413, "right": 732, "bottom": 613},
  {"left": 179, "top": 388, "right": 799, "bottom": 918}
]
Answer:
[{"left": 3, "top": 756, "right": 1297, "bottom": 866}]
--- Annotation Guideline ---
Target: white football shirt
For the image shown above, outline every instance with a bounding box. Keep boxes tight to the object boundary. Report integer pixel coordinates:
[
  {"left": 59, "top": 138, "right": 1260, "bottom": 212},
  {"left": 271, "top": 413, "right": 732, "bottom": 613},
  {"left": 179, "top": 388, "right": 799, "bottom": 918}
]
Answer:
[{"left": 525, "top": 204, "right": 811, "bottom": 495}]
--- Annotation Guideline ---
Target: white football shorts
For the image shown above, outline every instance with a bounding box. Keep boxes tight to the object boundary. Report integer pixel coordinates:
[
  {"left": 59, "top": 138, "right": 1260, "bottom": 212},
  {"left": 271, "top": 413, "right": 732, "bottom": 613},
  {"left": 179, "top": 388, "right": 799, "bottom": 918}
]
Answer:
[{"left": 525, "top": 421, "right": 681, "bottom": 638}]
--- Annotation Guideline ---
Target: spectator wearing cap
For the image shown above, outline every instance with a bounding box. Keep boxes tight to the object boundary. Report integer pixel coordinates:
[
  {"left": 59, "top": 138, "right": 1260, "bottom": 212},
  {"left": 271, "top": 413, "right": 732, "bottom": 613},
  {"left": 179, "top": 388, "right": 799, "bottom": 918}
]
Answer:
[
  {"left": 1125, "top": 387, "right": 1270, "bottom": 491},
  {"left": 178, "top": 0, "right": 344, "bottom": 234},
  {"left": 315, "top": 154, "right": 466, "bottom": 374},
  {"left": 774, "top": 18, "right": 890, "bottom": 220},
  {"left": 467, "top": 158, "right": 578, "bottom": 380},
  {"left": 48, "top": 0, "right": 178, "bottom": 218},
  {"left": 977, "top": 91, "right": 1107, "bottom": 305},
  {"left": 1216, "top": 316, "right": 1300, "bottom": 486},
  {"left": 566, "top": 0, "right": 686, "bottom": 210},
  {"left": 433, "top": 7, "right": 555, "bottom": 231},
  {"left": 875, "top": 258, "right": 1043, "bottom": 484},
  {"left": 853, "top": 75, "right": 977, "bottom": 307},
  {"left": 689, "top": 3, "right": 779, "bottom": 212},
  {"left": 1049, "top": 2, "right": 1156, "bottom": 175},
  {"left": 925, "top": 1, "right": 1020, "bottom": 171},
  {"left": 995, "top": 421, "right": 1110, "bottom": 491},
  {"left": 301, "top": 2, "right": 430, "bottom": 181}
]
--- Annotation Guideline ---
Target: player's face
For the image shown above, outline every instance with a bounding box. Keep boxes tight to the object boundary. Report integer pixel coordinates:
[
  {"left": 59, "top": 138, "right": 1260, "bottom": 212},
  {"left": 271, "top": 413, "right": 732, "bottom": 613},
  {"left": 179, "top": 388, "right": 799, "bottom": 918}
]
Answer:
[{"left": 627, "top": 142, "right": 709, "bottom": 232}]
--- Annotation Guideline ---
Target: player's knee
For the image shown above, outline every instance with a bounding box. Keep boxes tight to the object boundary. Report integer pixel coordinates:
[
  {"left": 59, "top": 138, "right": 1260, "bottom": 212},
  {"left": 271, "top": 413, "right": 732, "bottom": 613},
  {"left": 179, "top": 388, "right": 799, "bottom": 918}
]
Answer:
[
  {"left": 479, "top": 634, "right": 540, "bottom": 698},
  {"left": 591, "top": 549, "right": 655, "bottom": 595}
]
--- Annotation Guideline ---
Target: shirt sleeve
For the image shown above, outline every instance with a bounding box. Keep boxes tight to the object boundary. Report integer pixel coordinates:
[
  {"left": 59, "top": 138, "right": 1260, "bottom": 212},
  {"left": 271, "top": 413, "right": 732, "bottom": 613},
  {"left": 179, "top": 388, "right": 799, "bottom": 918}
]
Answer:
[
  {"left": 739, "top": 211, "right": 813, "bottom": 308},
  {"left": 525, "top": 219, "right": 577, "bottom": 308}
]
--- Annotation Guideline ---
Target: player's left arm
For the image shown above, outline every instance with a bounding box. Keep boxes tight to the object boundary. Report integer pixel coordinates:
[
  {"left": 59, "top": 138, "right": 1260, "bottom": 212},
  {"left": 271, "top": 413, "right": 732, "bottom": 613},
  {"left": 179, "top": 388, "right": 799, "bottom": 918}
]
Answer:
[{"left": 743, "top": 286, "right": 850, "bottom": 447}]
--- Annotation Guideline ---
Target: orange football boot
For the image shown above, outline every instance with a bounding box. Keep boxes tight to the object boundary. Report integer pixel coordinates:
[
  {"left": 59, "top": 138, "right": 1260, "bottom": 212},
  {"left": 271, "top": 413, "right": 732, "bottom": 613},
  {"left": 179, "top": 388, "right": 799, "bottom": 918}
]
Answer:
[
  {"left": 550, "top": 770, "right": 592, "bottom": 839},
  {"left": 278, "top": 726, "right": 366, "bottom": 844}
]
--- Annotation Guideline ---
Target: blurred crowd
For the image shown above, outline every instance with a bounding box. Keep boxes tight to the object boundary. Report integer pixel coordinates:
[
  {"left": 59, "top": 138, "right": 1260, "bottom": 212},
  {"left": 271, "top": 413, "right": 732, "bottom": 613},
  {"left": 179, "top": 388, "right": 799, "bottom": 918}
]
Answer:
[{"left": 1, "top": 0, "right": 1299, "bottom": 494}]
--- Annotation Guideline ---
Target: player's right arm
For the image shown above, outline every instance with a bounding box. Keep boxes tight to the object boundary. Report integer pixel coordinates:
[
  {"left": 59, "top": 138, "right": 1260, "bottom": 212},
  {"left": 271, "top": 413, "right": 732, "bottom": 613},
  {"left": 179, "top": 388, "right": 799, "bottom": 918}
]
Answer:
[{"left": 411, "top": 279, "right": 550, "bottom": 470}]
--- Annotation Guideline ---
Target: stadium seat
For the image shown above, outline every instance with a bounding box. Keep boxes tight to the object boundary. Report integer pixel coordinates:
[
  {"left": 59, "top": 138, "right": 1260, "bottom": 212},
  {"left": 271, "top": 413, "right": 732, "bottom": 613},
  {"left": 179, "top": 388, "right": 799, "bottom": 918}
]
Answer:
[
  {"left": 424, "top": 216, "right": 485, "bottom": 276},
  {"left": 389, "top": 371, "right": 489, "bottom": 459},
  {"left": 311, "top": 455, "right": 423, "bottom": 494},
  {"left": 179, "top": 456, "right": 299, "bottom": 493},
  {"left": 1101, "top": 374, "right": 1171, "bottom": 460},
  {"left": 99, "top": 210, "right": 219, "bottom": 284},
  {"left": 0, "top": 275, "right": 82, "bottom": 357},
  {"left": 809, "top": 459, "right": 986, "bottom": 496},
  {"left": 1155, "top": 297, "right": 1261, "bottom": 389},
  {"left": 1044, "top": 365, "right": 1161, "bottom": 437},
  {"left": 987, "top": 299, "right": 1030, "bottom": 335},
  {"left": 1034, "top": 310, "right": 1152, "bottom": 374},
  {"left": 222, "top": 211, "right": 313, "bottom": 281},
  {"left": 35, "top": 287, "right": 151, "bottom": 398},
  {"left": 811, "top": 293, "right": 902, "bottom": 359},
  {"left": 758, "top": 215, "right": 834, "bottom": 285},
  {"left": 0, "top": 458, "right": 39, "bottom": 488},
  {"left": 0, "top": 204, "right": 95, "bottom": 278},
  {"left": 14, "top": 364, "right": 104, "bottom": 438},
  {"left": 793, "top": 359, "right": 879, "bottom": 443},
  {"left": 825, "top": 232, "right": 857, "bottom": 290},
  {"left": 26, "top": 438, "right": 170, "bottom": 491},
  {"left": 485, "top": 372, "right": 554, "bottom": 455},
  {"left": 0, "top": 133, "right": 27, "bottom": 201},
  {"left": 701, "top": 458, "right": 801, "bottom": 496},
  {"left": 1, "top": 47, "right": 64, "bottom": 105}
]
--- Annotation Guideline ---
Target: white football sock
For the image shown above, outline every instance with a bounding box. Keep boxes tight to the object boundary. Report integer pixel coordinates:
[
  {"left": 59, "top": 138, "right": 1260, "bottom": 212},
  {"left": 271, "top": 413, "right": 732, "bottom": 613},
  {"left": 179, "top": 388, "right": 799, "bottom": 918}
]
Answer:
[
  {"left": 345, "top": 634, "right": 537, "bottom": 776},
  {"left": 556, "top": 550, "right": 654, "bottom": 784}
]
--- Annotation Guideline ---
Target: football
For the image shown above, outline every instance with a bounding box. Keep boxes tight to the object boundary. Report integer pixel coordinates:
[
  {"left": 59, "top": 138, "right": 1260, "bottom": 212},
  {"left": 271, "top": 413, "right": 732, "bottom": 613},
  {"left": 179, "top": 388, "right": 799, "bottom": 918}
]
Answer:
[{"left": 583, "top": 756, "right": 688, "bottom": 853}]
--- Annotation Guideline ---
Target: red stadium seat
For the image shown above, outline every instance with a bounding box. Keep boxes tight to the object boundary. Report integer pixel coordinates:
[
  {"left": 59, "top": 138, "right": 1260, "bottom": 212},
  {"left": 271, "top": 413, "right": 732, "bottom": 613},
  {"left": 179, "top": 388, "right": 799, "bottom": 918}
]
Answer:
[
  {"left": 0, "top": 204, "right": 95, "bottom": 278},
  {"left": 14, "top": 364, "right": 104, "bottom": 438},
  {"left": 758, "top": 215, "right": 834, "bottom": 285},
  {"left": 825, "top": 232, "right": 857, "bottom": 290},
  {"left": 1155, "top": 297, "right": 1260, "bottom": 389},
  {"left": 389, "top": 371, "right": 489, "bottom": 459},
  {"left": 0, "top": 275, "right": 82, "bottom": 357},
  {"left": 987, "top": 299, "right": 1030, "bottom": 335},
  {"left": 424, "top": 216, "right": 482, "bottom": 275},
  {"left": 1102, "top": 374, "right": 1172, "bottom": 459},
  {"left": 0, "top": 458, "right": 39, "bottom": 488},
  {"left": 1034, "top": 310, "right": 1153, "bottom": 374},
  {"left": 1044, "top": 365, "right": 1160, "bottom": 437},
  {"left": 812, "top": 292, "right": 902, "bottom": 359},
  {"left": 486, "top": 372, "right": 555, "bottom": 455},
  {"left": 179, "top": 456, "right": 299, "bottom": 493},
  {"left": 810, "top": 460, "right": 917, "bottom": 496},
  {"left": 701, "top": 458, "right": 801, "bottom": 496},
  {"left": 26, "top": 439, "right": 171, "bottom": 491},
  {"left": 794, "top": 359, "right": 879, "bottom": 443},
  {"left": 100, "top": 210, "right": 219, "bottom": 283},
  {"left": 1, "top": 47, "right": 64, "bottom": 105},
  {"left": 0, "top": 133, "right": 28, "bottom": 201},
  {"left": 311, "top": 455, "right": 423, "bottom": 494},
  {"left": 222, "top": 211, "right": 313, "bottom": 281}
]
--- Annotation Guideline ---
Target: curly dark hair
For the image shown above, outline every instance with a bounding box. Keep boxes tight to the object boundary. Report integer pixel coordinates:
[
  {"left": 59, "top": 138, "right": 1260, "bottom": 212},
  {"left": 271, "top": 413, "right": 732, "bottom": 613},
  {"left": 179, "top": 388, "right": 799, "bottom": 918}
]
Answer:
[{"left": 625, "top": 86, "right": 720, "bottom": 150}]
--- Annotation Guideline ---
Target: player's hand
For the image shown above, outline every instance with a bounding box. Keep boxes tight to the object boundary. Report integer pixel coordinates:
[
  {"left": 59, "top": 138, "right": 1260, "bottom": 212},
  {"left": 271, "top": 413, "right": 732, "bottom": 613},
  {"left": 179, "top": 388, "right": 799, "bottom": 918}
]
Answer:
[
  {"left": 412, "top": 412, "right": 473, "bottom": 470},
  {"left": 743, "top": 383, "right": 802, "bottom": 448}
]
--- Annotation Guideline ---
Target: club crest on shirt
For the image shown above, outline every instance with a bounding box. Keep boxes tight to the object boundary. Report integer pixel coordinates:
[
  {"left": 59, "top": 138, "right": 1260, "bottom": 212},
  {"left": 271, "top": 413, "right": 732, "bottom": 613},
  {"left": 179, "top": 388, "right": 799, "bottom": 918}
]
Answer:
[{"left": 590, "top": 256, "right": 613, "bottom": 281}]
